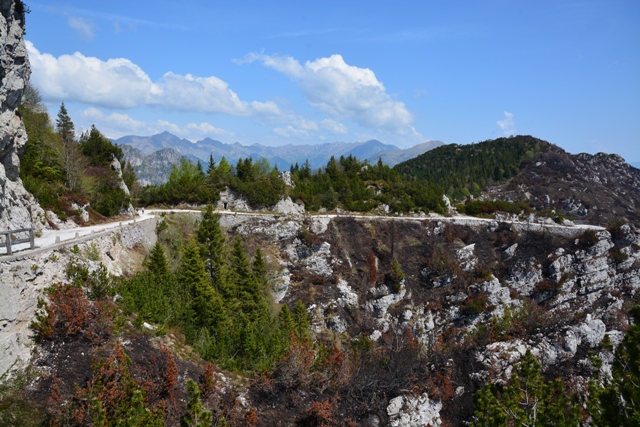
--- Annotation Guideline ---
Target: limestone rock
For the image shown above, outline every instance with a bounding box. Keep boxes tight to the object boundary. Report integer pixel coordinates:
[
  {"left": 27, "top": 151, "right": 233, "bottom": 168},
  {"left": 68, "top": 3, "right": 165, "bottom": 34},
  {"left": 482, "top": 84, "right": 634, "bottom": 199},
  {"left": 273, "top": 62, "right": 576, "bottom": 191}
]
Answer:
[
  {"left": 216, "top": 187, "right": 250, "bottom": 211},
  {"left": 279, "top": 170, "right": 294, "bottom": 187},
  {"left": 0, "top": 1, "right": 46, "bottom": 232},
  {"left": 109, "top": 156, "right": 134, "bottom": 217},
  {"left": 273, "top": 197, "right": 305, "bottom": 216},
  {"left": 387, "top": 393, "right": 442, "bottom": 427}
]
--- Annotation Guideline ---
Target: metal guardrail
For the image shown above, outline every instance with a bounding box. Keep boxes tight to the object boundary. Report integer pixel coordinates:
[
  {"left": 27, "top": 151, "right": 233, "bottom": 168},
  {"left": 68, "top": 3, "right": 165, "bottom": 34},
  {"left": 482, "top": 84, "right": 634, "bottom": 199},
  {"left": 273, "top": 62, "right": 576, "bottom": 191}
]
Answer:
[{"left": 0, "top": 227, "right": 34, "bottom": 255}]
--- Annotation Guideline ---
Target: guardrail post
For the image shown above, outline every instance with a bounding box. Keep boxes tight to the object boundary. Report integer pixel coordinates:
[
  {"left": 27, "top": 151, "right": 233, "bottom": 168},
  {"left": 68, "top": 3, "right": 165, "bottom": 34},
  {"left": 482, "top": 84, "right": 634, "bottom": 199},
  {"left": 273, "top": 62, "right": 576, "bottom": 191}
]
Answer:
[
  {"left": 6, "top": 233, "right": 11, "bottom": 255},
  {"left": 29, "top": 228, "right": 34, "bottom": 250}
]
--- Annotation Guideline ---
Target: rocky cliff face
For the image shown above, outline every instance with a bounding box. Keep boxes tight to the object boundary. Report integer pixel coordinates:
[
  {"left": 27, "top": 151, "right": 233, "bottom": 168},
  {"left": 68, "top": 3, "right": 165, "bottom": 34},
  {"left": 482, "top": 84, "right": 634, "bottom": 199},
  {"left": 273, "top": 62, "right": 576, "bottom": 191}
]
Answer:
[
  {"left": 122, "top": 145, "right": 187, "bottom": 186},
  {"left": 222, "top": 214, "right": 639, "bottom": 424},
  {"left": 0, "top": 0, "right": 45, "bottom": 231}
]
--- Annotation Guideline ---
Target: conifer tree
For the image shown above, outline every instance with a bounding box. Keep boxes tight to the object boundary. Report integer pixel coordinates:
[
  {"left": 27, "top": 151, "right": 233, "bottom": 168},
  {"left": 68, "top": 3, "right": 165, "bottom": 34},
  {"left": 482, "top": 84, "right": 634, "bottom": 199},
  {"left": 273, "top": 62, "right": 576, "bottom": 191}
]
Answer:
[
  {"left": 252, "top": 247, "right": 269, "bottom": 295},
  {"left": 147, "top": 242, "right": 169, "bottom": 276},
  {"left": 278, "top": 304, "right": 295, "bottom": 339},
  {"left": 217, "top": 156, "right": 231, "bottom": 177},
  {"left": 182, "top": 379, "right": 213, "bottom": 427},
  {"left": 229, "top": 236, "right": 268, "bottom": 321},
  {"left": 293, "top": 300, "right": 311, "bottom": 341},
  {"left": 197, "top": 204, "right": 226, "bottom": 285},
  {"left": 206, "top": 154, "right": 216, "bottom": 175},
  {"left": 56, "top": 102, "right": 85, "bottom": 191},
  {"left": 589, "top": 305, "right": 640, "bottom": 426},
  {"left": 180, "top": 241, "right": 226, "bottom": 331},
  {"left": 471, "top": 350, "right": 580, "bottom": 427}
]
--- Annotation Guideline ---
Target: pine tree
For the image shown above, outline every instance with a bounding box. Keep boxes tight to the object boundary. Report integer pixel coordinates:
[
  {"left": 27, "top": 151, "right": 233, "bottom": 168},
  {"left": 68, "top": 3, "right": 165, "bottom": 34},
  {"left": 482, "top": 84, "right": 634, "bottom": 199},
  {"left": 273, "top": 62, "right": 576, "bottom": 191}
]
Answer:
[
  {"left": 182, "top": 379, "right": 213, "bottom": 427},
  {"left": 56, "top": 102, "right": 74, "bottom": 143},
  {"left": 147, "top": 242, "right": 169, "bottom": 276}
]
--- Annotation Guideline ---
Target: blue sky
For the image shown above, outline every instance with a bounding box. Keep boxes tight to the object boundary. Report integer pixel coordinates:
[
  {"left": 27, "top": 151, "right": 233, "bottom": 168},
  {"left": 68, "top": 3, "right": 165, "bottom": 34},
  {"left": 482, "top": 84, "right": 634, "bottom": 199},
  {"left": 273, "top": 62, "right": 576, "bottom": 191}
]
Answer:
[{"left": 24, "top": 0, "right": 640, "bottom": 163}]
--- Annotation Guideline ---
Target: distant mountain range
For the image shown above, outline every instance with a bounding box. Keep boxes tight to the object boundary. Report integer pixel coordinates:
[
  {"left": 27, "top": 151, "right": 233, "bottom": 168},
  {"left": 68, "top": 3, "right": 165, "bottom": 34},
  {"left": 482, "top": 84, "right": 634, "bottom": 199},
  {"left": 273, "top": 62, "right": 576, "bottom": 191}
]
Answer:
[
  {"left": 115, "top": 132, "right": 442, "bottom": 169},
  {"left": 115, "top": 132, "right": 443, "bottom": 185}
]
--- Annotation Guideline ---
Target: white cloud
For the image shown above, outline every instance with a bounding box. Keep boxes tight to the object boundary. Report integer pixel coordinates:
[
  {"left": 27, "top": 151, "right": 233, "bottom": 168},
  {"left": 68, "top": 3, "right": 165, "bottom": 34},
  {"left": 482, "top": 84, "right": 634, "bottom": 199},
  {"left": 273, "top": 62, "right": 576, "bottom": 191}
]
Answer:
[
  {"left": 68, "top": 16, "right": 95, "bottom": 40},
  {"left": 78, "top": 107, "right": 234, "bottom": 140},
  {"left": 26, "top": 42, "right": 280, "bottom": 118},
  {"left": 242, "top": 53, "right": 414, "bottom": 133},
  {"left": 273, "top": 126, "right": 311, "bottom": 139},
  {"left": 497, "top": 111, "right": 516, "bottom": 136},
  {"left": 321, "top": 119, "right": 348, "bottom": 134}
]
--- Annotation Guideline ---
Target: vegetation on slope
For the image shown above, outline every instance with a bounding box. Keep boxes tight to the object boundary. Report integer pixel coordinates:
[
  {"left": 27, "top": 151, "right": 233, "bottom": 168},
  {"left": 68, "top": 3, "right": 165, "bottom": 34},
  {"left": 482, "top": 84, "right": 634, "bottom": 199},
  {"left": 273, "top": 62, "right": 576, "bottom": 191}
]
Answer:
[
  {"left": 18, "top": 85, "right": 136, "bottom": 221},
  {"left": 394, "top": 135, "right": 549, "bottom": 201}
]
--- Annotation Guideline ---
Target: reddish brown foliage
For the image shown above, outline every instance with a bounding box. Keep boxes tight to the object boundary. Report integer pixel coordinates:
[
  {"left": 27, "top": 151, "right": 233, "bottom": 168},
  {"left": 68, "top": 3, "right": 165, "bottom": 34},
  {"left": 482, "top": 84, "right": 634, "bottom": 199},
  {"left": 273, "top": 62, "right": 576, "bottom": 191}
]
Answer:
[
  {"left": 200, "top": 362, "right": 216, "bottom": 398},
  {"left": 427, "top": 369, "right": 455, "bottom": 401},
  {"left": 34, "top": 283, "right": 111, "bottom": 344},
  {"left": 300, "top": 398, "right": 337, "bottom": 427}
]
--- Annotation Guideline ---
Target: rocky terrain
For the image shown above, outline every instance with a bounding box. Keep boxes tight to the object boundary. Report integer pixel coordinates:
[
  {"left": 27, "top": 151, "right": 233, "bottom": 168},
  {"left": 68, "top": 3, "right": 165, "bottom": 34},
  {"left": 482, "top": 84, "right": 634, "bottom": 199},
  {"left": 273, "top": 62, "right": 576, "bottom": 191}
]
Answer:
[
  {"left": 225, "top": 212, "right": 639, "bottom": 424},
  {"left": 0, "top": 0, "right": 45, "bottom": 232},
  {"left": 484, "top": 144, "right": 640, "bottom": 226},
  {"left": 4, "top": 208, "right": 637, "bottom": 425}
]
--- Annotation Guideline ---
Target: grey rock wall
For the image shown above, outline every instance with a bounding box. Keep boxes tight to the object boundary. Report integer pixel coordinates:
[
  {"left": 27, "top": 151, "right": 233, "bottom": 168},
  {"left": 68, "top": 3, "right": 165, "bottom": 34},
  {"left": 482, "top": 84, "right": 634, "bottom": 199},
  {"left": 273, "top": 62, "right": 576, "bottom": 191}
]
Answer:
[{"left": 0, "top": 0, "right": 46, "bottom": 232}]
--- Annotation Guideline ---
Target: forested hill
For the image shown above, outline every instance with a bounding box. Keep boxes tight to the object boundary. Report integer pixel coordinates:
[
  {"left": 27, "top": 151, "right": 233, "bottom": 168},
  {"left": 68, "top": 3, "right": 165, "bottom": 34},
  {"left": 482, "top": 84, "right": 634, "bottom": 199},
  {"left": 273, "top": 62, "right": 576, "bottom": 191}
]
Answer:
[{"left": 394, "top": 135, "right": 550, "bottom": 200}]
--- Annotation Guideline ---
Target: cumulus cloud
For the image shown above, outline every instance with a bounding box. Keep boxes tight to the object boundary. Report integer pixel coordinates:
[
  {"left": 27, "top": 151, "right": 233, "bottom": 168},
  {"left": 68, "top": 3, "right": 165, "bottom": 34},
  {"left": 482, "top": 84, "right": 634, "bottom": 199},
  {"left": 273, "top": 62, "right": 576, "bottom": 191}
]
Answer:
[
  {"left": 26, "top": 42, "right": 280, "bottom": 118},
  {"left": 241, "top": 53, "right": 414, "bottom": 132},
  {"left": 321, "top": 119, "right": 348, "bottom": 134},
  {"left": 78, "top": 107, "right": 234, "bottom": 140},
  {"left": 68, "top": 16, "right": 95, "bottom": 40},
  {"left": 497, "top": 111, "right": 516, "bottom": 136}
]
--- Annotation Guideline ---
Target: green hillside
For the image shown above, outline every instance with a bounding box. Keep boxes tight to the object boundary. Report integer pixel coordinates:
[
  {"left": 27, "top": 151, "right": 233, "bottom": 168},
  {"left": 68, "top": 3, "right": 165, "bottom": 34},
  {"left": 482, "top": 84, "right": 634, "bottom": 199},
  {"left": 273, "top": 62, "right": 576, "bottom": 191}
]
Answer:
[{"left": 394, "top": 135, "right": 550, "bottom": 201}]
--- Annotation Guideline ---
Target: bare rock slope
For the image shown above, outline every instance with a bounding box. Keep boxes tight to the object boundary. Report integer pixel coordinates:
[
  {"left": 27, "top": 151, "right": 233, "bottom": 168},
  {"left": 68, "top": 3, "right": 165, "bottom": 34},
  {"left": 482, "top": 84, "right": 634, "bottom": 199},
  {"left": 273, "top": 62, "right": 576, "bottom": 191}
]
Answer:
[{"left": 485, "top": 145, "right": 640, "bottom": 225}]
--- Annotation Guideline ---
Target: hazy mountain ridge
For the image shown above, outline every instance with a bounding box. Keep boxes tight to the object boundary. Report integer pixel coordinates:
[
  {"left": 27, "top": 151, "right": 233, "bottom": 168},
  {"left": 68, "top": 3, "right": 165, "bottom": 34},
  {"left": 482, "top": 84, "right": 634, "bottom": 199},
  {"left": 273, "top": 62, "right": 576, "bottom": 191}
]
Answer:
[{"left": 115, "top": 132, "right": 440, "bottom": 178}]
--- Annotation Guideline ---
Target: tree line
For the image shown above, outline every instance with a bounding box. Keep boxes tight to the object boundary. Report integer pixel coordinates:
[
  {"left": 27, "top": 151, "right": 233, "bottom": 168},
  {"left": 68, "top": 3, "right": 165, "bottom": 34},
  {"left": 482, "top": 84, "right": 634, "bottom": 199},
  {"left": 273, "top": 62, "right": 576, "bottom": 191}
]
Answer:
[{"left": 19, "top": 85, "right": 136, "bottom": 219}]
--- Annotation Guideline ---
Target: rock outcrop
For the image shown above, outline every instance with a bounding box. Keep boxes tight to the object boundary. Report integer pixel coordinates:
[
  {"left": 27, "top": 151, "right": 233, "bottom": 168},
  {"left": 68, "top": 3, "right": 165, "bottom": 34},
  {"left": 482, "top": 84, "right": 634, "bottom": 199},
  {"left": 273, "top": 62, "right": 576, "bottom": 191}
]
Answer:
[
  {"left": 109, "top": 155, "right": 135, "bottom": 216},
  {"left": 0, "top": 0, "right": 46, "bottom": 232}
]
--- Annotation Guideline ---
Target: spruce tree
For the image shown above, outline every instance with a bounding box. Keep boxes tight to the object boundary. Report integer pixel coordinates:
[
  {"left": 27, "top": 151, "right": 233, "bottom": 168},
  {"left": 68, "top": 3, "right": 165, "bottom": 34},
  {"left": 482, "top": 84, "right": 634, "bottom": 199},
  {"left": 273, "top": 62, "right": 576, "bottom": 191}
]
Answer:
[
  {"left": 196, "top": 204, "right": 227, "bottom": 290},
  {"left": 147, "top": 242, "right": 169, "bottom": 276},
  {"left": 206, "top": 154, "right": 216, "bottom": 175},
  {"left": 180, "top": 241, "right": 226, "bottom": 331},
  {"left": 229, "top": 236, "right": 268, "bottom": 322},
  {"left": 252, "top": 247, "right": 269, "bottom": 295}
]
